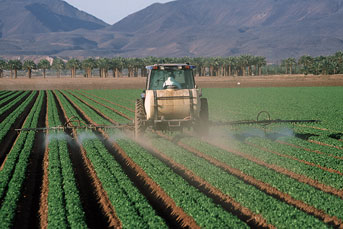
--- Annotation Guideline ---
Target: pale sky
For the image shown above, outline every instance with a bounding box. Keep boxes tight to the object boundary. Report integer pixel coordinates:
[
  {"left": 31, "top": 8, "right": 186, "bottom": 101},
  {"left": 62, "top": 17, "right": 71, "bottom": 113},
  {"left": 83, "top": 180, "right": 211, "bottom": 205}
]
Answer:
[{"left": 63, "top": 0, "right": 174, "bottom": 25}]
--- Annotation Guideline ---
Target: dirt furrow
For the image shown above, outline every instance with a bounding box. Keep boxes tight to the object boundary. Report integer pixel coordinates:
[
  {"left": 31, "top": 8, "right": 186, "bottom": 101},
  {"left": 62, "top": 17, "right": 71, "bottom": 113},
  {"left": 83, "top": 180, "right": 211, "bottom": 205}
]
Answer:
[
  {"left": 0, "top": 91, "right": 38, "bottom": 170},
  {"left": 81, "top": 90, "right": 135, "bottom": 112},
  {"left": 54, "top": 91, "right": 121, "bottom": 228},
  {"left": 13, "top": 91, "right": 46, "bottom": 229},
  {"left": 278, "top": 140, "right": 343, "bottom": 160},
  {"left": 247, "top": 142, "right": 343, "bottom": 176},
  {"left": 181, "top": 133, "right": 343, "bottom": 199},
  {"left": 295, "top": 124, "right": 333, "bottom": 132},
  {"left": 308, "top": 140, "right": 343, "bottom": 150},
  {"left": 135, "top": 137, "right": 274, "bottom": 228},
  {"left": 66, "top": 93, "right": 343, "bottom": 198},
  {"left": 74, "top": 91, "right": 133, "bottom": 120},
  {"left": 39, "top": 94, "right": 49, "bottom": 229},
  {"left": 155, "top": 132, "right": 343, "bottom": 227},
  {"left": 60, "top": 91, "right": 200, "bottom": 228},
  {"left": 0, "top": 91, "right": 26, "bottom": 122}
]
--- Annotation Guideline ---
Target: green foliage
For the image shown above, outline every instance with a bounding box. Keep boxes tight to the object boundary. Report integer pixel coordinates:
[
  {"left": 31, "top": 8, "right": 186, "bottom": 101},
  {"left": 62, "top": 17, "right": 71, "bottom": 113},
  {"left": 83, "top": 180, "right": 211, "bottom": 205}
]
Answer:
[
  {"left": 0, "top": 91, "right": 34, "bottom": 143},
  {"left": 0, "top": 91, "right": 43, "bottom": 228},
  {"left": 56, "top": 91, "right": 166, "bottom": 228}
]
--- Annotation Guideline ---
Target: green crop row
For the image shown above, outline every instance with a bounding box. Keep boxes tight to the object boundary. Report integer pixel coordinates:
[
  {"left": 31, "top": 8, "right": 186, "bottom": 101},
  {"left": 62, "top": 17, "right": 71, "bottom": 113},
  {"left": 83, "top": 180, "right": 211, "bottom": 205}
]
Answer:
[
  {"left": 81, "top": 131, "right": 166, "bottom": 228},
  {"left": 78, "top": 90, "right": 135, "bottom": 119},
  {"left": 83, "top": 89, "right": 138, "bottom": 109},
  {"left": 0, "top": 91, "right": 22, "bottom": 107},
  {"left": 46, "top": 90, "right": 87, "bottom": 228},
  {"left": 243, "top": 137, "right": 343, "bottom": 189},
  {"left": 0, "top": 91, "right": 30, "bottom": 116},
  {"left": 284, "top": 136, "right": 343, "bottom": 158},
  {"left": 0, "top": 91, "right": 43, "bottom": 228},
  {"left": 0, "top": 91, "right": 36, "bottom": 145},
  {"left": 66, "top": 91, "right": 248, "bottom": 227},
  {"left": 0, "top": 90, "right": 9, "bottom": 97},
  {"left": 182, "top": 136, "right": 343, "bottom": 222},
  {"left": 293, "top": 126, "right": 343, "bottom": 148},
  {"left": 0, "top": 91, "right": 16, "bottom": 100},
  {"left": 58, "top": 91, "right": 112, "bottom": 126},
  {"left": 247, "top": 137, "right": 343, "bottom": 175},
  {"left": 112, "top": 133, "right": 249, "bottom": 228},
  {"left": 148, "top": 134, "right": 327, "bottom": 228},
  {"left": 65, "top": 90, "right": 129, "bottom": 124},
  {"left": 56, "top": 91, "right": 166, "bottom": 228}
]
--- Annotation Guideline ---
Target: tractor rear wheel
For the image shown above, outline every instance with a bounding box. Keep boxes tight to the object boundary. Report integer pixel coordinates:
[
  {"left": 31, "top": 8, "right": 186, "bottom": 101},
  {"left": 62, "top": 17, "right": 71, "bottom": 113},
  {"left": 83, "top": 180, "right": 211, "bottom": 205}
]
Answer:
[
  {"left": 135, "top": 99, "right": 146, "bottom": 138},
  {"left": 195, "top": 98, "right": 209, "bottom": 136}
]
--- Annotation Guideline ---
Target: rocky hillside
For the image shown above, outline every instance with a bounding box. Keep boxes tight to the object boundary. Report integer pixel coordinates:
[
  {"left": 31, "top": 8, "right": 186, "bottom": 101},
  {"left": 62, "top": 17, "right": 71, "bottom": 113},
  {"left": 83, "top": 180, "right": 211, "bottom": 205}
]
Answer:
[{"left": 1, "top": 0, "right": 343, "bottom": 61}]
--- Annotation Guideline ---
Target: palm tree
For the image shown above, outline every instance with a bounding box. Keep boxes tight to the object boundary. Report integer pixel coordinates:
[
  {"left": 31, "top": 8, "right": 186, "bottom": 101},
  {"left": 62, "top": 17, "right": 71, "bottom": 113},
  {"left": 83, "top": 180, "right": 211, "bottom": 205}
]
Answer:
[
  {"left": 238, "top": 55, "right": 249, "bottom": 76},
  {"left": 82, "top": 58, "right": 97, "bottom": 78},
  {"left": 7, "top": 59, "right": 22, "bottom": 79},
  {"left": 224, "top": 57, "right": 235, "bottom": 76},
  {"left": 281, "top": 59, "right": 289, "bottom": 74},
  {"left": 66, "top": 58, "right": 81, "bottom": 78},
  {"left": 96, "top": 58, "right": 110, "bottom": 78},
  {"left": 298, "top": 55, "right": 313, "bottom": 75},
  {"left": 23, "top": 60, "right": 37, "bottom": 78},
  {"left": 256, "top": 56, "right": 267, "bottom": 76},
  {"left": 0, "top": 59, "right": 6, "bottom": 78},
  {"left": 245, "top": 55, "right": 255, "bottom": 76},
  {"left": 287, "top": 57, "right": 296, "bottom": 74},
  {"left": 334, "top": 51, "right": 343, "bottom": 74},
  {"left": 52, "top": 58, "right": 65, "bottom": 78},
  {"left": 109, "top": 57, "right": 121, "bottom": 78},
  {"left": 38, "top": 59, "right": 51, "bottom": 78}
]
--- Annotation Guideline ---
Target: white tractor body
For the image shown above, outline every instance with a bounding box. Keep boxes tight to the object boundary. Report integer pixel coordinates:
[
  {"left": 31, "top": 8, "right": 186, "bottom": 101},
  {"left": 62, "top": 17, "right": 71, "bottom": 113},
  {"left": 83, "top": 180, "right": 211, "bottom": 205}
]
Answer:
[{"left": 134, "top": 64, "right": 208, "bottom": 136}]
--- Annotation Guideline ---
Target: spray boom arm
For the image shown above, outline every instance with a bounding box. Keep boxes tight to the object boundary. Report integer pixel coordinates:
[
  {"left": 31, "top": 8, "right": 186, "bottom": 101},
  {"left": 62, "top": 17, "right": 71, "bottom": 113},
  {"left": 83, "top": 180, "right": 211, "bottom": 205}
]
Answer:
[{"left": 210, "top": 111, "right": 320, "bottom": 126}]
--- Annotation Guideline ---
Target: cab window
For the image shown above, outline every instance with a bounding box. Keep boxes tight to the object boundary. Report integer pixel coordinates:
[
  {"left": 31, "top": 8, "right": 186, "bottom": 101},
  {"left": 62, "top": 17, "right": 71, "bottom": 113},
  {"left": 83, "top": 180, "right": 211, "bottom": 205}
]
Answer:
[{"left": 148, "top": 69, "right": 195, "bottom": 90}]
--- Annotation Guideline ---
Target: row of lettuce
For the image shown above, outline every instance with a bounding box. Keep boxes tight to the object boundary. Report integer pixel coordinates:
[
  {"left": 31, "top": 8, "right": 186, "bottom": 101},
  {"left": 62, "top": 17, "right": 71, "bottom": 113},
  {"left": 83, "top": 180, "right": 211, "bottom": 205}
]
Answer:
[
  {"left": 1, "top": 87, "right": 342, "bottom": 228},
  {"left": 62, "top": 90, "right": 251, "bottom": 228},
  {"left": 81, "top": 88, "right": 343, "bottom": 227},
  {"left": 0, "top": 91, "right": 41, "bottom": 228}
]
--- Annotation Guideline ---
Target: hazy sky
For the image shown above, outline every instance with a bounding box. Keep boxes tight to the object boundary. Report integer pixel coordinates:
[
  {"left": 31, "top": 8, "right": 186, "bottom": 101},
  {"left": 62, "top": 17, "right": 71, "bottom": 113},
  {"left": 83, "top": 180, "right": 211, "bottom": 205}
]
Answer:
[{"left": 63, "top": 0, "right": 174, "bottom": 25}]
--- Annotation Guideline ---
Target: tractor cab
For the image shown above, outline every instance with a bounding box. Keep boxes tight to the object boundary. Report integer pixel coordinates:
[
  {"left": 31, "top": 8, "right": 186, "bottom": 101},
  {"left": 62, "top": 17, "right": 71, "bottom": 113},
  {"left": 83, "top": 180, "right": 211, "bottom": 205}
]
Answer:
[
  {"left": 135, "top": 63, "right": 208, "bottom": 137},
  {"left": 146, "top": 64, "right": 196, "bottom": 90}
]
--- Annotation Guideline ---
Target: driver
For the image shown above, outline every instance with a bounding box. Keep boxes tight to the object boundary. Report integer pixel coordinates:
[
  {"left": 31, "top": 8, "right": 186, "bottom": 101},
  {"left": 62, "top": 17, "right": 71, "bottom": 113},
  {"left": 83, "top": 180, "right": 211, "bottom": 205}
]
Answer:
[{"left": 163, "top": 73, "right": 181, "bottom": 89}]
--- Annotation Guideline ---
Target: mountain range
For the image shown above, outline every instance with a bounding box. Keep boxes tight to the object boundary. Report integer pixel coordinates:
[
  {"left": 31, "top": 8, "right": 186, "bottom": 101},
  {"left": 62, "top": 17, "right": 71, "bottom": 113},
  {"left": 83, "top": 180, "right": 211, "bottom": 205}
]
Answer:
[{"left": 1, "top": 0, "right": 343, "bottom": 62}]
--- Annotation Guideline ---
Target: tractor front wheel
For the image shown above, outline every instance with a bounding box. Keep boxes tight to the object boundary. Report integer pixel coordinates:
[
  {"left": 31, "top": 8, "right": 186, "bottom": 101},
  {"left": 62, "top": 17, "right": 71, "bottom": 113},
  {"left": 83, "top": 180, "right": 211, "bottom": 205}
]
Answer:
[{"left": 135, "top": 99, "right": 146, "bottom": 138}]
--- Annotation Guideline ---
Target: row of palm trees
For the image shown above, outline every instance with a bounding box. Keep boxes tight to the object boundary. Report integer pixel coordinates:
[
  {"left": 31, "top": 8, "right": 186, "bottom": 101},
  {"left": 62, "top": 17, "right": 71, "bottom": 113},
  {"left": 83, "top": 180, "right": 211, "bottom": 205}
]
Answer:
[
  {"left": 0, "top": 52, "right": 342, "bottom": 78},
  {"left": 0, "top": 56, "right": 267, "bottom": 78},
  {"left": 280, "top": 51, "right": 343, "bottom": 75}
]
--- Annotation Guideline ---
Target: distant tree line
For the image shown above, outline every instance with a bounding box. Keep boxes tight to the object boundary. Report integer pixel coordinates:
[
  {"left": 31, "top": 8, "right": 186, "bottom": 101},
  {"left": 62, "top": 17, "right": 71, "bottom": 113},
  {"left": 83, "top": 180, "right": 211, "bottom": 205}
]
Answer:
[{"left": 0, "top": 52, "right": 342, "bottom": 78}]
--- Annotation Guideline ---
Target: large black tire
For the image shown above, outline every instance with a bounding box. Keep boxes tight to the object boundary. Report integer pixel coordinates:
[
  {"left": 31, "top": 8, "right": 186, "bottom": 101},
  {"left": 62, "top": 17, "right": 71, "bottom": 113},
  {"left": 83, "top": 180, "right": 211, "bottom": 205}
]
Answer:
[
  {"left": 134, "top": 99, "right": 146, "bottom": 138},
  {"left": 195, "top": 98, "right": 209, "bottom": 136}
]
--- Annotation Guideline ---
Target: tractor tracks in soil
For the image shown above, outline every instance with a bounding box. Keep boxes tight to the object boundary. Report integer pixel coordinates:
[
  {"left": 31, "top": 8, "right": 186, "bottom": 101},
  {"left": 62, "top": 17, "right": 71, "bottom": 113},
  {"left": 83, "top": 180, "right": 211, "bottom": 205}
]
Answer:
[{"left": 60, "top": 90, "right": 200, "bottom": 228}]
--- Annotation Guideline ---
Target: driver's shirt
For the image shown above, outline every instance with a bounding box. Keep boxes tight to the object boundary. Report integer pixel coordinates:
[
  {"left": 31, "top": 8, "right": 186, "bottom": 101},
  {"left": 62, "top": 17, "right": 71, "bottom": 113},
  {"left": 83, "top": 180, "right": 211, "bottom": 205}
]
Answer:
[{"left": 163, "top": 77, "right": 181, "bottom": 89}]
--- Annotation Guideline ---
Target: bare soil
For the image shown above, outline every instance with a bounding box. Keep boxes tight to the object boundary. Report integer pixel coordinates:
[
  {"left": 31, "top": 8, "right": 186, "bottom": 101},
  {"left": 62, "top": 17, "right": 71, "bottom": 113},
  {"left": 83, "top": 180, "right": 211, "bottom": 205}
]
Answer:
[{"left": 1, "top": 74, "right": 343, "bottom": 90}]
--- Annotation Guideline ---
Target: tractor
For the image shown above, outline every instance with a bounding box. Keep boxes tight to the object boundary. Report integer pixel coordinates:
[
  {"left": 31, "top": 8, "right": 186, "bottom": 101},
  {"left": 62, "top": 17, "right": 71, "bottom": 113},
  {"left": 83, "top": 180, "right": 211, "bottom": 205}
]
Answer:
[
  {"left": 15, "top": 63, "right": 320, "bottom": 136},
  {"left": 134, "top": 63, "right": 208, "bottom": 137}
]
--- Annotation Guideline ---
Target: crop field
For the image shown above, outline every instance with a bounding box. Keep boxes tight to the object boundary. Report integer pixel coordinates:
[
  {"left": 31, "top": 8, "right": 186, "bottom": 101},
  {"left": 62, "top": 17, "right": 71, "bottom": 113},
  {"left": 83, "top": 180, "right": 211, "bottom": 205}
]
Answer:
[{"left": 0, "top": 87, "right": 342, "bottom": 228}]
